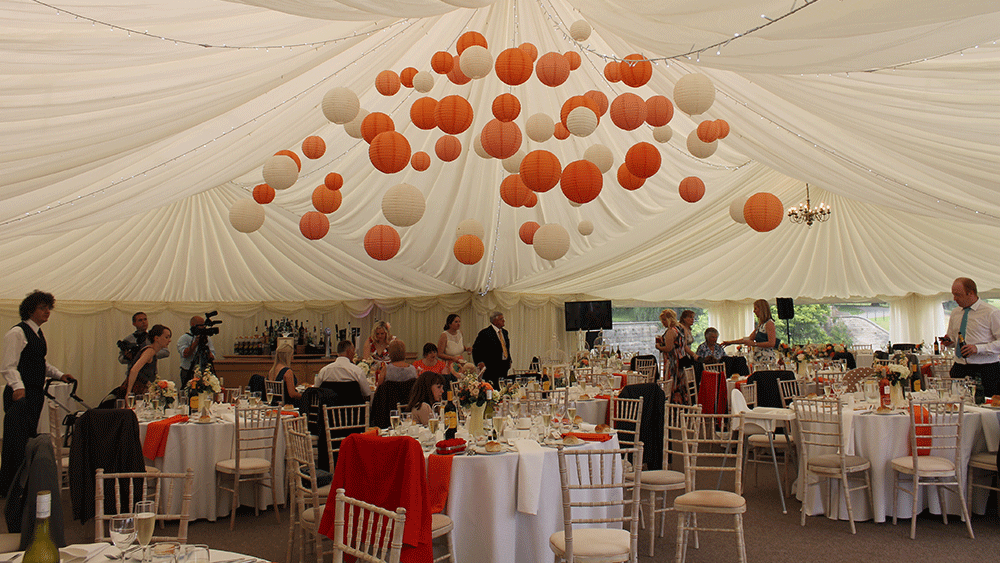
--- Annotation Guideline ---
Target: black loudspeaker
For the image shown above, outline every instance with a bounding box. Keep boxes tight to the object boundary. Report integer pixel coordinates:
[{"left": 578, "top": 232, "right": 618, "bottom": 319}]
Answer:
[{"left": 776, "top": 298, "right": 794, "bottom": 320}]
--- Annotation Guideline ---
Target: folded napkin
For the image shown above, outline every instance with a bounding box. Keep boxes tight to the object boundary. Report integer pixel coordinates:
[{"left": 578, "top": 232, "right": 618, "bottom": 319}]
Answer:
[
  {"left": 142, "top": 414, "right": 189, "bottom": 459},
  {"left": 579, "top": 422, "right": 597, "bottom": 432},
  {"left": 60, "top": 543, "right": 110, "bottom": 563},
  {"left": 561, "top": 432, "right": 613, "bottom": 442},
  {"left": 426, "top": 454, "right": 454, "bottom": 514},
  {"left": 514, "top": 439, "right": 545, "bottom": 515}
]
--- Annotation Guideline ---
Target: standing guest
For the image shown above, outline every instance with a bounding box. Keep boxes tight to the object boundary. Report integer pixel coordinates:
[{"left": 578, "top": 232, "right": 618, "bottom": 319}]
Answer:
[
  {"left": 407, "top": 371, "right": 446, "bottom": 425},
  {"left": 696, "top": 328, "right": 728, "bottom": 363},
  {"left": 412, "top": 343, "right": 448, "bottom": 375},
  {"left": 314, "top": 340, "right": 373, "bottom": 400},
  {"left": 940, "top": 277, "right": 1000, "bottom": 398},
  {"left": 178, "top": 315, "right": 216, "bottom": 389},
  {"left": 117, "top": 312, "right": 169, "bottom": 371},
  {"left": 121, "top": 325, "right": 171, "bottom": 396},
  {"left": 678, "top": 309, "right": 698, "bottom": 366},
  {"left": 268, "top": 343, "right": 302, "bottom": 407},
  {"left": 655, "top": 309, "right": 686, "bottom": 402},
  {"left": 0, "top": 290, "right": 75, "bottom": 496},
  {"left": 437, "top": 314, "right": 472, "bottom": 363},
  {"left": 723, "top": 299, "right": 778, "bottom": 369},
  {"left": 363, "top": 320, "right": 393, "bottom": 363},
  {"left": 472, "top": 312, "right": 511, "bottom": 387},
  {"left": 380, "top": 340, "right": 417, "bottom": 385}
]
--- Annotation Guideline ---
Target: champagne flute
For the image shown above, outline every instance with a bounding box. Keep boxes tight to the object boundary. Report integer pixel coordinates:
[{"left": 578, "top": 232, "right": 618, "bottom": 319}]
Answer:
[
  {"left": 509, "top": 401, "right": 521, "bottom": 418},
  {"left": 428, "top": 416, "right": 440, "bottom": 435},
  {"left": 567, "top": 404, "right": 578, "bottom": 428},
  {"left": 492, "top": 415, "right": 506, "bottom": 441},
  {"left": 109, "top": 514, "right": 136, "bottom": 559},
  {"left": 389, "top": 410, "right": 401, "bottom": 432},
  {"left": 126, "top": 394, "right": 137, "bottom": 409},
  {"left": 265, "top": 388, "right": 274, "bottom": 406},
  {"left": 134, "top": 501, "right": 156, "bottom": 563}
]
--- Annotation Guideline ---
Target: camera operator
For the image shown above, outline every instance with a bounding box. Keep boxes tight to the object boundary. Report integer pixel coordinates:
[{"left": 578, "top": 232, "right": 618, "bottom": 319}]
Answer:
[
  {"left": 178, "top": 315, "right": 216, "bottom": 389},
  {"left": 118, "top": 312, "right": 169, "bottom": 372}
]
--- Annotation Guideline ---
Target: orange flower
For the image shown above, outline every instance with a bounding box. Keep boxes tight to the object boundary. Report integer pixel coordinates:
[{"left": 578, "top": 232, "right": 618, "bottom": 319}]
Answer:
[{"left": 158, "top": 380, "right": 168, "bottom": 389}]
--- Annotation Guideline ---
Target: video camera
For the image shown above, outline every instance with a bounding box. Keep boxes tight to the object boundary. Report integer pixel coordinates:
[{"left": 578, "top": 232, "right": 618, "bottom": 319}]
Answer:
[
  {"left": 192, "top": 310, "right": 223, "bottom": 337},
  {"left": 116, "top": 330, "right": 149, "bottom": 360}
]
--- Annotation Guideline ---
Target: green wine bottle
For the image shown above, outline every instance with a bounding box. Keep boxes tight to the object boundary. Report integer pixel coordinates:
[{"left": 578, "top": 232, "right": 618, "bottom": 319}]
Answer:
[{"left": 23, "top": 491, "right": 59, "bottom": 563}]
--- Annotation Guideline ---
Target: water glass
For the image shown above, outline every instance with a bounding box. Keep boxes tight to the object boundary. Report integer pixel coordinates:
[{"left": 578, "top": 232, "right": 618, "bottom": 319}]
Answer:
[
  {"left": 109, "top": 514, "right": 136, "bottom": 556},
  {"left": 116, "top": 398, "right": 127, "bottom": 409},
  {"left": 177, "top": 545, "right": 209, "bottom": 563},
  {"left": 150, "top": 543, "right": 179, "bottom": 563}
]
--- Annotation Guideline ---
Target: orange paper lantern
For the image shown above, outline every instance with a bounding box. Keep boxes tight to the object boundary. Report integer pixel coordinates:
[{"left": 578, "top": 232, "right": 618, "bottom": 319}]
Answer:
[
  {"left": 743, "top": 192, "right": 784, "bottom": 232},
  {"left": 604, "top": 61, "right": 621, "bottom": 82},
  {"left": 410, "top": 151, "right": 430, "bottom": 171},
  {"left": 697, "top": 120, "right": 720, "bottom": 143},
  {"left": 312, "top": 185, "right": 342, "bottom": 214},
  {"left": 492, "top": 93, "right": 521, "bottom": 122},
  {"left": 560, "top": 160, "right": 603, "bottom": 204},
  {"left": 617, "top": 163, "right": 645, "bottom": 191},
  {"left": 560, "top": 95, "right": 601, "bottom": 127},
  {"left": 364, "top": 224, "right": 401, "bottom": 261},
  {"left": 610, "top": 93, "right": 647, "bottom": 131},
  {"left": 645, "top": 95, "right": 674, "bottom": 127},
  {"left": 500, "top": 174, "right": 531, "bottom": 208},
  {"left": 553, "top": 122, "right": 570, "bottom": 140},
  {"left": 456, "top": 31, "right": 487, "bottom": 54},
  {"left": 523, "top": 191, "right": 538, "bottom": 208},
  {"left": 519, "top": 42, "right": 538, "bottom": 62},
  {"left": 324, "top": 172, "right": 343, "bottom": 190},
  {"left": 400, "top": 67, "right": 417, "bottom": 88},
  {"left": 564, "top": 51, "right": 582, "bottom": 70},
  {"left": 375, "top": 70, "right": 401, "bottom": 96},
  {"left": 252, "top": 184, "right": 275, "bottom": 204},
  {"left": 435, "top": 95, "right": 474, "bottom": 135},
  {"left": 435, "top": 135, "right": 462, "bottom": 162},
  {"left": 301, "top": 136, "right": 326, "bottom": 160},
  {"left": 274, "top": 150, "right": 301, "bottom": 171},
  {"left": 410, "top": 97, "right": 438, "bottom": 130},
  {"left": 584, "top": 90, "right": 609, "bottom": 117},
  {"left": 625, "top": 142, "right": 661, "bottom": 179},
  {"left": 495, "top": 48, "right": 533, "bottom": 86},
  {"left": 361, "top": 112, "right": 395, "bottom": 144},
  {"left": 716, "top": 119, "right": 731, "bottom": 139},
  {"left": 453, "top": 234, "right": 484, "bottom": 265},
  {"left": 619, "top": 54, "right": 652, "bottom": 87},
  {"left": 535, "top": 52, "right": 570, "bottom": 87},
  {"left": 481, "top": 119, "right": 522, "bottom": 160},
  {"left": 519, "top": 221, "right": 541, "bottom": 244},
  {"left": 447, "top": 63, "right": 471, "bottom": 85},
  {"left": 678, "top": 176, "right": 706, "bottom": 203},
  {"left": 431, "top": 51, "right": 454, "bottom": 74},
  {"left": 519, "top": 150, "right": 562, "bottom": 192},
  {"left": 299, "top": 211, "right": 330, "bottom": 240},
  {"left": 369, "top": 131, "right": 411, "bottom": 174}
]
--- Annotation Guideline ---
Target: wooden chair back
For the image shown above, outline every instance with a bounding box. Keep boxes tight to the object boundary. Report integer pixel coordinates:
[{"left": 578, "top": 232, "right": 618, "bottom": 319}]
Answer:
[
  {"left": 907, "top": 400, "right": 965, "bottom": 471},
  {"left": 777, "top": 379, "right": 801, "bottom": 406},
  {"left": 232, "top": 406, "right": 281, "bottom": 473},
  {"left": 265, "top": 379, "right": 286, "bottom": 405},
  {"left": 792, "top": 397, "right": 846, "bottom": 466},
  {"left": 324, "top": 404, "right": 370, "bottom": 471},
  {"left": 664, "top": 403, "right": 702, "bottom": 470},
  {"left": 740, "top": 382, "right": 757, "bottom": 409},
  {"left": 332, "top": 489, "right": 406, "bottom": 563},
  {"left": 94, "top": 468, "right": 193, "bottom": 544},
  {"left": 679, "top": 412, "right": 745, "bottom": 495},
  {"left": 609, "top": 396, "right": 644, "bottom": 448}
]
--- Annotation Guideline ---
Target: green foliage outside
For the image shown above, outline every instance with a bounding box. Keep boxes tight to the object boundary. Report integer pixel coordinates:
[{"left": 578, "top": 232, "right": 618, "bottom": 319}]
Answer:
[{"left": 770, "top": 303, "right": 853, "bottom": 347}]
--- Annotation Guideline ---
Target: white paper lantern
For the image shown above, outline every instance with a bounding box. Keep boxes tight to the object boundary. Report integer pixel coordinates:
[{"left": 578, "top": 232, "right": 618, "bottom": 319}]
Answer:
[
  {"left": 343, "top": 109, "right": 369, "bottom": 139},
  {"left": 673, "top": 73, "right": 716, "bottom": 115},
  {"left": 729, "top": 197, "right": 747, "bottom": 224},
  {"left": 381, "top": 183, "right": 425, "bottom": 227},
  {"left": 686, "top": 130, "right": 718, "bottom": 159},
  {"left": 321, "top": 87, "right": 360, "bottom": 124},
  {"left": 578, "top": 220, "right": 594, "bottom": 236},
  {"left": 583, "top": 144, "right": 613, "bottom": 173},
  {"left": 569, "top": 20, "right": 592, "bottom": 42},
  {"left": 533, "top": 224, "right": 570, "bottom": 261},
  {"left": 412, "top": 71, "right": 434, "bottom": 93},
  {"left": 473, "top": 133, "right": 491, "bottom": 159},
  {"left": 502, "top": 149, "right": 525, "bottom": 174},
  {"left": 459, "top": 45, "right": 493, "bottom": 79},
  {"left": 261, "top": 154, "right": 298, "bottom": 190},
  {"left": 456, "top": 218, "right": 485, "bottom": 239},
  {"left": 566, "top": 107, "right": 598, "bottom": 137},
  {"left": 525, "top": 113, "right": 554, "bottom": 143},
  {"left": 229, "top": 199, "right": 265, "bottom": 233},
  {"left": 652, "top": 125, "right": 673, "bottom": 143}
]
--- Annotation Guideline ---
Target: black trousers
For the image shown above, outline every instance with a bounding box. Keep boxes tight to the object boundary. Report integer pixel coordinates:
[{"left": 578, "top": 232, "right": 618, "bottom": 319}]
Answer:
[
  {"left": 950, "top": 361, "right": 1000, "bottom": 401},
  {"left": 0, "top": 386, "right": 45, "bottom": 496}
]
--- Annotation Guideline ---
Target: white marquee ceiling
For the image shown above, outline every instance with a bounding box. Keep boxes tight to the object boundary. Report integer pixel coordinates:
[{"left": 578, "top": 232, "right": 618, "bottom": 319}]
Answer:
[{"left": 2, "top": 0, "right": 999, "bottom": 304}]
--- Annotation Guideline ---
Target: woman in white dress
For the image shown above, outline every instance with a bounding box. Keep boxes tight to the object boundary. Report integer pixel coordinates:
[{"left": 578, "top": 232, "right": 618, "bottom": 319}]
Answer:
[{"left": 437, "top": 314, "right": 472, "bottom": 363}]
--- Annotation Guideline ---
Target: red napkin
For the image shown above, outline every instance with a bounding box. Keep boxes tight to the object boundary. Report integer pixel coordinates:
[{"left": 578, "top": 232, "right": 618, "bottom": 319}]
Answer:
[
  {"left": 142, "top": 414, "right": 189, "bottom": 460},
  {"left": 561, "top": 432, "right": 613, "bottom": 442},
  {"left": 426, "top": 454, "right": 453, "bottom": 513},
  {"left": 267, "top": 408, "right": 300, "bottom": 417}
]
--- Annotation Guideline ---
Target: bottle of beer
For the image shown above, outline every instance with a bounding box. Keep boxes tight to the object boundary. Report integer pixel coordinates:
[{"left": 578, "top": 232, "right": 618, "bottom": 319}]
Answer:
[
  {"left": 23, "top": 491, "right": 59, "bottom": 563},
  {"left": 957, "top": 333, "right": 967, "bottom": 358},
  {"left": 443, "top": 391, "right": 458, "bottom": 440}
]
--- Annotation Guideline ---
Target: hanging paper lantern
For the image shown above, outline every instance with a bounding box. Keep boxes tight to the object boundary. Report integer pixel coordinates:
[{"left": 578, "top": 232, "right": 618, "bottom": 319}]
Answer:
[
  {"left": 369, "top": 131, "right": 411, "bottom": 174},
  {"left": 431, "top": 51, "right": 454, "bottom": 74},
  {"left": 520, "top": 150, "right": 562, "bottom": 192},
  {"left": 678, "top": 177, "right": 705, "bottom": 203},
  {"left": 361, "top": 112, "right": 394, "bottom": 144},
  {"left": 325, "top": 172, "right": 343, "bottom": 190},
  {"left": 519, "top": 221, "right": 540, "bottom": 244},
  {"left": 312, "top": 185, "right": 343, "bottom": 214},
  {"left": 619, "top": 54, "right": 653, "bottom": 88},
  {"left": 560, "top": 160, "right": 603, "bottom": 204},
  {"left": 743, "top": 193, "right": 784, "bottom": 232},
  {"left": 381, "top": 183, "right": 425, "bottom": 227},
  {"left": 609, "top": 93, "right": 647, "bottom": 131},
  {"left": 617, "top": 163, "right": 645, "bottom": 191},
  {"left": 302, "top": 136, "right": 326, "bottom": 159},
  {"left": 535, "top": 52, "right": 570, "bottom": 87},
  {"left": 584, "top": 90, "right": 609, "bottom": 117},
  {"left": 523, "top": 191, "right": 538, "bottom": 208},
  {"left": 435, "top": 135, "right": 462, "bottom": 162},
  {"left": 578, "top": 220, "right": 594, "bottom": 236},
  {"left": 456, "top": 218, "right": 485, "bottom": 239},
  {"left": 412, "top": 71, "right": 434, "bottom": 93},
  {"left": 500, "top": 174, "right": 531, "bottom": 207},
  {"left": 564, "top": 51, "right": 582, "bottom": 70},
  {"left": 560, "top": 96, "right": 600, "bottom": 127},
  {"left": 400, "top": 67, "right": 417, "bottom": 88},
  {"left": 459, "top": 45, "right": 493, "bottom": 79},
  {"left": 495, "top": 47, "right": 533, "bottom": 86},
  {"left": 729, "top": 196, "right": 747, "bottom": 224},
  {"left": 716, "top": 119, "right": 731, "bottom": 139},
  {"left": 533, "top": 224, "right": 570, "bottom": 261},
  {"left": 686, "top": 130, "right": 718, "bottom": 159},
  {"left": 252, "top": 184, "right": 275, "bottom": 204},
  {"left": 525, "top": 113, "right": 554, "bottom": 142},
  {"left": 457, "top": 31, "right": 487, "bottom": 54},
  {"left": 553, "top": 122, "right": 570, "bottom": 140},
  {"left": 481, "top": 119, "right": 522, "bottom": 159},
  {"left": 410, "top": 97, "right": 438, "bottom": 130},
  {"left": 447, "top": 62, "right": 471, "bottom": 85},
  {"left": 604, "top": 61, "right": 621, "bottom": 82},
  {"left": 299, "top": 211, "right": 329, "bottom": 240},
  {"left": 583, "top": 144, "right": 613, "bottom": 173},
  {"left": 674, "top": 73, "right": 716, "bottom": 115},
  {"left": 321, "top": 87, "right": 360, "bottom": 124},
  {"left": 566, "top": 107, "right": 598, "bottom": 137},
  {"left": 453, "top": 235, "right": 484, "bottom": 265},
  {"left": 375, "top": 70, "right": 401, "bottom": 96},
  {"left": 274, "top": 150, "right": 301, "bottom": 171},
  {"left": 502, "top": 149, "right": 525, "bottom": 174},
  {"left": 472, "top": 134, "right": 490, "bottom": 159},
  {"left": 262, "top": 154, "right": 298, "bottom": 190},
  {"left": 364, "top": 225, "right": 401, "bottom": 261},
  {"left": 697, "top": 120, "right": 720, "bottom": 143},
  {"left": 492, "top": 93, "right": 521, "bottom": 122},
  {"left": 229, "top": 199, "right": 265, "bottom": 233},
  {"left": 625, "top": 142, "right": 661, "bottom": 179},
  {"left": 410, "top": 151, "right": 430, "bottom": 171},
  {"left": 519, "top": 42, "right": 538, "bottom": 62},
  {"left": 645, "top": 96, "right": 674, "bottom": 127},
  {"left": 435, "top": 95, "right": 474, "bottom": 135},
  {"left": 652, "top": 125, "right": 673, "bottom": 143},
  {"left": 343, "top": 109, "right": 369, "bottom": 139},
  {"left": 569, "top": 20, "right": 592, "bottom": 41}
]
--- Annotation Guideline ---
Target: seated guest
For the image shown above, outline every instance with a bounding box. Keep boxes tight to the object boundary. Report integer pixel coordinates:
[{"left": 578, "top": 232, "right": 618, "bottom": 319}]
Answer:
[
  {"left": 269, "top": 343, "right": 302, "bottom": 407},
  {"left": 412, "top": 343, "right": 448, "bottom": 375},
  {"left": 407, "top": 371, "right": 446, "bottom": 425},
  {"left": 696, "top": 327, "right": 728, "bottom": 363},
  {"left": 379, "top": 340, "right": 417, "bottom": 385},
  {"left": 315, "top": 340, "right": 373, "bottom": 400}
]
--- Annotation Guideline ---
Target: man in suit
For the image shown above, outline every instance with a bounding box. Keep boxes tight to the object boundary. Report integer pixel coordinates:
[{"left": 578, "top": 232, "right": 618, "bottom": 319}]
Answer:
[{"left": 472, "top": 311, "right": 511, "bottom": 387}]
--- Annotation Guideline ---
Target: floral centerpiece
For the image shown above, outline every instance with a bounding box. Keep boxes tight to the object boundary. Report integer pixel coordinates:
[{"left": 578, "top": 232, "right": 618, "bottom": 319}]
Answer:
[
  {"left": 149, "top": 379, "right": 177, "bottom": 408},
  {"left": 186, "top": 365, "right": 222, "bottom": 396},
  {"left": 879, "top": 363, "right": 910, "bottom": 387},
  {"left": 455, "top": 371, "right": 495, "bottom": 437}
]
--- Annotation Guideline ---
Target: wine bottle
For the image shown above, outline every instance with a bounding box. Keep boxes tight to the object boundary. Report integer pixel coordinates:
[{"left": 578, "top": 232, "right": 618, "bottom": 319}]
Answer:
[
  {"left": 957, "top": 333, "right": 967, "bottom": 358},
  {"left": 879, "top": 374, "right": 891, "bottom": 408},
  {"left": 933, "top": 337, "right": 940, "bottom": 355},
  {"left": 443, "top": 391, "right": 458, "bottom": 440},
  {"left": 23, "top": 491, "right": 59, "bottom": 563}
]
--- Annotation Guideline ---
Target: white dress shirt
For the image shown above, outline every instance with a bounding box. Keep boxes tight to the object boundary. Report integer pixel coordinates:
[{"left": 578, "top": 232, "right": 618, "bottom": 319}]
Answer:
[
  {"left": 1, "top": 319, "right": 64, "bottom": 391},
  {"left": 315, "top": 356, "right": 373, "bottom": 399},
  {"left": 946, "top": 298, "right": 1000, "bottom": 364}
]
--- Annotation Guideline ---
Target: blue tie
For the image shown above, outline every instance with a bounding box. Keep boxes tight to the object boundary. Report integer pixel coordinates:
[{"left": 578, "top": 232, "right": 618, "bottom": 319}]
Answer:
[{"left": 956, "top": 307, "right": 971, "bottom": 358}]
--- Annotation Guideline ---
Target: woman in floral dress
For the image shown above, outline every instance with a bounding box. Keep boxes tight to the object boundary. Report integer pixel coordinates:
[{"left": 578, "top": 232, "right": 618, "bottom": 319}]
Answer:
[
  {"left": 655, "top": 309, "right": 688, "bottom": 403},
  {"left": 724, "top": 299, "right": 778, "bottom": 370}
]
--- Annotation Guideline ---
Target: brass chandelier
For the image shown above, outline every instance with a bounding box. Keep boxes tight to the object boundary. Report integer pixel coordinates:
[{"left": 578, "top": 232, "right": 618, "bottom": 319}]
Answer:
[{"left": 786, "top": 184, "right": 831, "bottom": 226}]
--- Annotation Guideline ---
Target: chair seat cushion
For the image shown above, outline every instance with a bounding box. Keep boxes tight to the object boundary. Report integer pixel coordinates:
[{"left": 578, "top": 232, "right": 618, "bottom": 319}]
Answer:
[
  {"left": 969, "top": 452, "right": 998, "bottom": 469},
  {"left": 432, "top": 513, "right": 453, "bottom": 536},
  {"left": 216, "top": 457, "right": 271, "bottom": 472},
  {"left": 808, "top": 454, "right": 870, "bottom": 470},
  {"left": 638, "top": 469, "right": 685, "bottom": 486},
  {"left": 747, "top": 434, "right": 792, "bottom": 445},
  {"left": 301, "top": 504, "right": 326, "bottom": 524},
  {"left": 890, "top": 455, "right": 955, "bottom": 474},
  {"left": 549, "top": 528, "right": 631, "bottom": 558},
  {"left": 674, "top": 490, "right": 746, "bottom": 512}
]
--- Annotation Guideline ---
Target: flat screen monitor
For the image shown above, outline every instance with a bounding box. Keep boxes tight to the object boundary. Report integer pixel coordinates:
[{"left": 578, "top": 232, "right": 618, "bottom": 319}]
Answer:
[{"left": 564, "top": 300, "right": 613, "bottom": 331}]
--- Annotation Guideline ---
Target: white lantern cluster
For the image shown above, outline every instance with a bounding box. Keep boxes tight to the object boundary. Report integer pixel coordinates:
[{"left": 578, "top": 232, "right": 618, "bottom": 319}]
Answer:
[
  {"left": 456, "top": 218, "right": 485, "bottom": 240},
  {"left": 344, "top": 109, "right": 369, "bottom": 139},
  {"left": 459, "top": 45, "right": 493, "bottom": 79},
  {"left": 525, "top": 113, "right": 555, "bottom": 142},
  {"left": 566, "top": 107, "right": 598, "bottom": 137},
  {"left": 583, "top": 144, "right": 613, "bottom": 173},
  {"left": 412, "top": 71, "right": 434, "bottom": 93},
  {"left": 569, "top": 20, "right": 592, "bottom": 42},
  {"left": 686, "top": 130, "right": 718, "bottom": 159}
]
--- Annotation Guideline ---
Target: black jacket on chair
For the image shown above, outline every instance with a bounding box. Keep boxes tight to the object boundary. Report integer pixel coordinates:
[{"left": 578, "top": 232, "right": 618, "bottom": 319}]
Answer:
[
  {"left": 746, "top": 370, "right": 796, "bottom": 408},
  {"left": 69, "top": 409, "right": 145, "bottom": 523},
  {"left": 370, "top": 379, "right": 416, "bottom": 429},
  {"left": 5, "top": 436, "right": 66, "bottom": 549},
  {"left": 617, "top": 383, "right": 665, "bottom": 470}
]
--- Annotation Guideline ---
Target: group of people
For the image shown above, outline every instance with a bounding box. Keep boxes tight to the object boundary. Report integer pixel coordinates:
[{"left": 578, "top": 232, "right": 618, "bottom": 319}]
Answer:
[{"left": 115, "top": 313, "right": 217, "bottom": 401}]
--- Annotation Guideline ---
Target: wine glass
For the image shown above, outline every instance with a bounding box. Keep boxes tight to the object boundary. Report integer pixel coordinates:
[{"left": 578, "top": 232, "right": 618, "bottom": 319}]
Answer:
[
  {"left": 428, "top": 415, "right": 440, "bottom": 436},
  {"left": 109, "top": 514, "right": 136, "bottom": 559},
  {"left": 134, "top": 500, "right": 156, "bottom": 563},
  {"left": 492, "top": 415, "right": 506, "bottom": 441},
  {"left": 265, "top": 387, "right": 274, "bottom": 406},
  {"left": 509, "top": 400, "right": 521, "bottom": 418},
  {"left": 566, "top": 403, "right": 578, "bottom": 429},
  {"left": 389, "top": 410, "right": 401, "bottom": 432},
  {"left": 126, "top": 393, "right": 137, "bottom": 409}
]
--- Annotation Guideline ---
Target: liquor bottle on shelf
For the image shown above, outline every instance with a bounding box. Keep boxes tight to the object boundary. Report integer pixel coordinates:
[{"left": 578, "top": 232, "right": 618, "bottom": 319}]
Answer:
[
  {"left": 23, "top": 491, "right": 59, "bottom": 563},
  {"left": 443, "top": 391, "right": 458, "bottom": 440}
]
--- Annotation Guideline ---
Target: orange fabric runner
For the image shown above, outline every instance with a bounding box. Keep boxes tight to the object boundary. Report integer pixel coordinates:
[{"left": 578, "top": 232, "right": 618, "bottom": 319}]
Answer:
[
  {"left": 142, "top": 414, "right": 189, "bottom": 459},
  {"left": 911, "top": 405, "right": 932, "bottom": 456},
  {"left": 561, "top": 432, "right": 614, "bottom": 442},
  {"left": 594, "top": 394, "right": 613, "bottom": 425},
  {"left": 426, "top": 454, "right": 454, "bottom": 514}
]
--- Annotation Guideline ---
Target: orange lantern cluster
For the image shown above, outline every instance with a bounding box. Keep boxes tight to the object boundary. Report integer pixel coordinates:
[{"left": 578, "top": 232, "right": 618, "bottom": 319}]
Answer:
[
  {"left": 369, "top": 131, "right": 411, "bottom": 174},
  {"left": 364, "top": 225, "right": 401, "bottom": 261},
  {"left": 435, "top": 135, "right": 462, "bottom": 162},
  {"left": 744, "top": 193, "right": 784, "bottom": 232},
  {"left": 481, "top": 119, "right": 522, "bottom": 159},
  {"left": 520, "top": 150, "right": 562, "bottom": 192},
  {"left": 560, "top": 160, "right": 603, "bottom": 204},
  {"left": 312, "top": 185, "right": 343, "bottom": 214},
  {"left": 619, "top": 54, "right": 652, "bottom": 88},
  {"left": 252, "top": 184, "right": 275, "bottom": 204},
  {"left": 678, "top": 177, "right": 705, "bottom": 203},
  {"left": 302, "top": 136, "right": 326, "bottom": 159}
]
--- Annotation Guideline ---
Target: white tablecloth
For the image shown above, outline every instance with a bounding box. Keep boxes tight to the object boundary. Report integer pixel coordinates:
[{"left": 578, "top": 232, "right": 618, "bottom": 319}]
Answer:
[
  {"left": 0, "top": 381, "right": 74, "bottom": 438},
  {"left": 574, "top": 398, "right": 608, "bottom": 425}
]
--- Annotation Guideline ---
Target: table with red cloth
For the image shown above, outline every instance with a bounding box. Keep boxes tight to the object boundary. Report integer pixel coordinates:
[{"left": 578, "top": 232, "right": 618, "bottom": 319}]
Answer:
[
  {"left": 321, "top": 434, "right": 432, "bottom": 563},
  {"left": 698, "top": 370, "right": 728, "bottom": 415}
]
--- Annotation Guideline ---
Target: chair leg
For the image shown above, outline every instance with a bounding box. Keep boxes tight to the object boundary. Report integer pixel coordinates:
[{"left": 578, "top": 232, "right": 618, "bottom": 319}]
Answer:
[
  {"left": 230, "top": 471, "right": 240, "bottom": 530},
  {"left": 735, "top": 513, "right": 747, "bottom": 563},
  {"left": 800, "top": 472, "right": 810, "bottom": 527},
  {"left": 910, "top": 476, "right": 919, "bottom": 540},
  {"left": 647, "top": 492, "right": 656, "bottom": 557},
  {"left": 674, "top": 513, "right": 686, "bottom": 563},
  {"left": 841, "top": 471, "right": 857, "bottom": 535},
  {"left": 892, "top": 471, "right": 899, "bottom": 526},
  {"left": 955, "top": 474, "right": 976, "bottom": 539}
]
